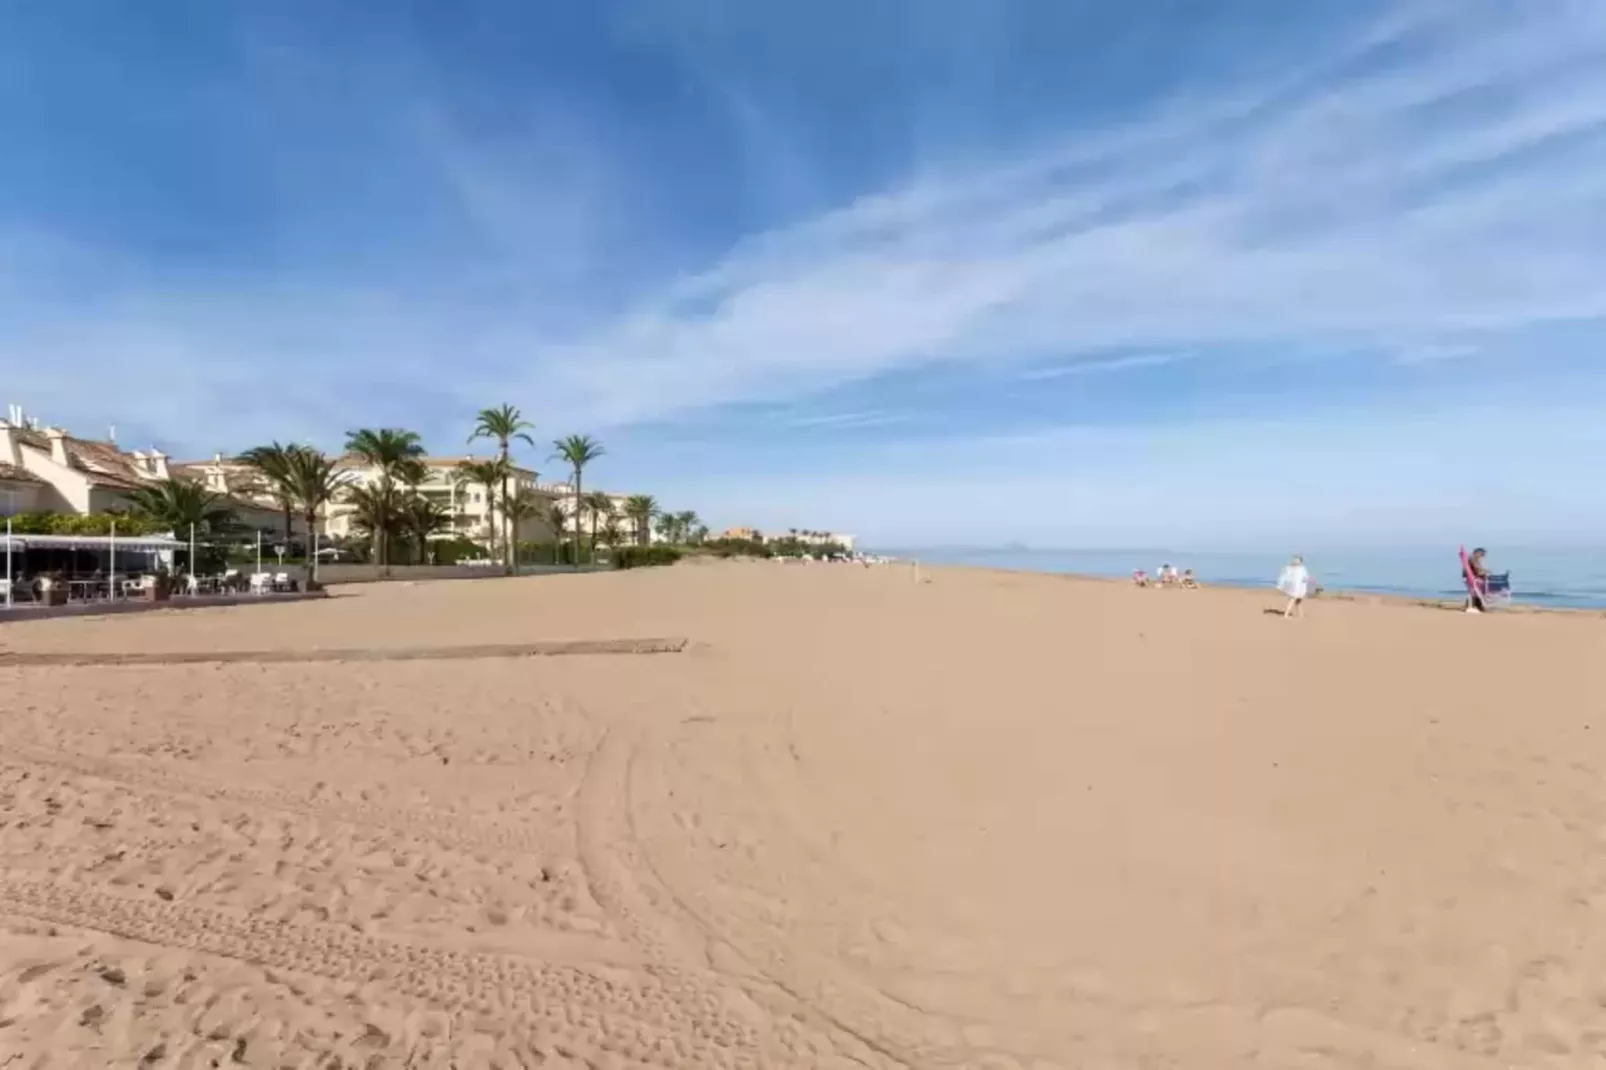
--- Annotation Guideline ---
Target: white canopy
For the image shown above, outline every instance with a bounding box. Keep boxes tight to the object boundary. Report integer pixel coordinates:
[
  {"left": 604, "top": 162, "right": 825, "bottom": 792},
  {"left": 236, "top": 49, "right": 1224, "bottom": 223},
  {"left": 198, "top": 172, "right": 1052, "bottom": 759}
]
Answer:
[{"left": 0, "top": 533, "right": 182, "bottom": 552}]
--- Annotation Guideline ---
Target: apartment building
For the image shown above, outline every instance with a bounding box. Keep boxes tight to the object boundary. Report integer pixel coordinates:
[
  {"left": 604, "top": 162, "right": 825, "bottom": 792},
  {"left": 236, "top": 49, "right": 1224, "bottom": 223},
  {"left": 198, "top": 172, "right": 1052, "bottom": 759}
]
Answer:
[
  {"left": 0, "top": 406, "right": 285, "bottom": 532},
  {"left": 321, "top": 456, "right": 558, "bottom": 545},
  {"left": 545, "top": 485, "right": 665, "bottom": 544},
  {"left": 175, "top": 452, "right": 561, "bottom": 545}
]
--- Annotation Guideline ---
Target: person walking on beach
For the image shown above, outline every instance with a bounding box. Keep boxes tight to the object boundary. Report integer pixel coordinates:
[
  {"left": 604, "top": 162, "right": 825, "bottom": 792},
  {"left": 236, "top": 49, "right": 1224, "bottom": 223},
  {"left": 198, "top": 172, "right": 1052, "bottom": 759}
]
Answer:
[
  {"left": 1464, "top": 546, "right": 1490, "bottom": 613},
  {"left": 1277, "top": 555, "right": 1310, "bottom": 618}
]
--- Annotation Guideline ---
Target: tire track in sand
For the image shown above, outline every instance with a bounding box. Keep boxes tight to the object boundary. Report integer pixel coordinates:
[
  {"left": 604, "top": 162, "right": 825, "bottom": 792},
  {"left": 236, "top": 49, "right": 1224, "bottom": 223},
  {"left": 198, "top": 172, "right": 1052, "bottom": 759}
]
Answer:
[
  {"left": 0, "top": 875, "right": 760, "bottom": 1068},
  {"left": 576, "top": 720, "right": 911, "bottom": 1070},
  {"left": 1, "top": 745, "right": 544, "bottom": 855}
]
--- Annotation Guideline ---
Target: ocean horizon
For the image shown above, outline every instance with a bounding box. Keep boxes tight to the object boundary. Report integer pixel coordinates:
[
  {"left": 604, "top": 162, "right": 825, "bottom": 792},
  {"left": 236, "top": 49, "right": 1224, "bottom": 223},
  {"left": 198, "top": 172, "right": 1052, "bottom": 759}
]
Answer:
[{"left": 879, "top": 546, "right": 1606, "bottom": 611}]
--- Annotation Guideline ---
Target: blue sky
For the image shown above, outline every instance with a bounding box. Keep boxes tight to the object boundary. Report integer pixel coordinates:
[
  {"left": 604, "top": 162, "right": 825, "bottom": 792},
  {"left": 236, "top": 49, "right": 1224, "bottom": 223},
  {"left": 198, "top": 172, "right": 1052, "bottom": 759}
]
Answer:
[{"left": 3, "top": 0, "right": 1605, "bottom": 547}]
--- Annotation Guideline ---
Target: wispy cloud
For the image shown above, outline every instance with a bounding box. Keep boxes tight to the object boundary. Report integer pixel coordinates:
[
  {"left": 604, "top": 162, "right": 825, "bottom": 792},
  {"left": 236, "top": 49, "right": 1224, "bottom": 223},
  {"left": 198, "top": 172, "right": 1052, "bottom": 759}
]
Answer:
[
  {"left": 1014, "top": 352, "right": 1187, "bottom": 381},
  {"left": 5, "top": 0, "right": 1606, "bottom": 478},
  {"left": 783, "top": 409, "right": 909, "bottom": 429},
  {"left": 523, "top": 0, "right": 1606, "bottom": 423}
]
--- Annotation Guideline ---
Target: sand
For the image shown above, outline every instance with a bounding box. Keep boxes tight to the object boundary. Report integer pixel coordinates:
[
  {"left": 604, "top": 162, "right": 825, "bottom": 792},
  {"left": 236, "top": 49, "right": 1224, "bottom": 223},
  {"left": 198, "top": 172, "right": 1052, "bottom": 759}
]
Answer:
[{"left": 2, "top": 563, "right": 1603, "bottom": 1068}]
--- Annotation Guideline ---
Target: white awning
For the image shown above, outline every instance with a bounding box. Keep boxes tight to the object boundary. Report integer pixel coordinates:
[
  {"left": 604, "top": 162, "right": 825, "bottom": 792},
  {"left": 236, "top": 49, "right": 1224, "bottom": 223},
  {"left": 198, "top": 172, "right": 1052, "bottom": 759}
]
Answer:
[{"left": 0, "top": 533, "right": 182, "bottom": 552}]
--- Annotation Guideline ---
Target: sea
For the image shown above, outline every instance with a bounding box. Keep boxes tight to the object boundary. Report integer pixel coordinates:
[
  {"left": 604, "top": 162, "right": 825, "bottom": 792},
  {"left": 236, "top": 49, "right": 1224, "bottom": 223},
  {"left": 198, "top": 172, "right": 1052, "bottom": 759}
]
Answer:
[{"left": 881, "top": 547, "right": 1606, "bottom": 611}]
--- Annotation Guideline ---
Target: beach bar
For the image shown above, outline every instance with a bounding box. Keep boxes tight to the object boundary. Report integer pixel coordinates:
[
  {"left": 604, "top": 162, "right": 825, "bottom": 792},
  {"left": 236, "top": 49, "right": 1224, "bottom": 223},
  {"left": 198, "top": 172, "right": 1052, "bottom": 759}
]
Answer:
[{"left": 2, "top": 521, "right": 183, "bottom": 607}]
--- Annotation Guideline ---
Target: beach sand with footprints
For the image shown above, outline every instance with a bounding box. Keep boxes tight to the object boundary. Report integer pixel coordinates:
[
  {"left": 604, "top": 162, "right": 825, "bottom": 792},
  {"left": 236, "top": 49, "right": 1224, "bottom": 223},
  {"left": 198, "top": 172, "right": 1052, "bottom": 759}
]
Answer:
[{"left": 2, "top": 563, "right": 1604, "bottom": 1068}]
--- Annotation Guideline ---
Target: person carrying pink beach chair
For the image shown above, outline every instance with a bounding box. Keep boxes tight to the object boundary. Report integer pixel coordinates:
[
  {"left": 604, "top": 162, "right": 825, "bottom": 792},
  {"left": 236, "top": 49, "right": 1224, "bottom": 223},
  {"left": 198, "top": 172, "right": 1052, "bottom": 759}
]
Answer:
[{"left": 1460, "top": 546, "right": 1510, "bottom": 613}]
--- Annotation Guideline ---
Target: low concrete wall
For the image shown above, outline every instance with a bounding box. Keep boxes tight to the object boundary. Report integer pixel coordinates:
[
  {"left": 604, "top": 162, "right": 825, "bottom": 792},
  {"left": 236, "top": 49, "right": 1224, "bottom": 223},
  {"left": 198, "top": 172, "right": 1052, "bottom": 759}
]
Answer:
[{"left": 315, "top": 563, "right": 607, "bottom": 585}]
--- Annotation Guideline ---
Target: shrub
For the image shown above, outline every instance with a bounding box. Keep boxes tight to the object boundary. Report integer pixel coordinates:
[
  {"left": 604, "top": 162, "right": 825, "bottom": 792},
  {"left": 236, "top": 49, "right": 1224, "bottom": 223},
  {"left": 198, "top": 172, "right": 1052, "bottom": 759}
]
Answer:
[
  {"left": 430, "top": 536, "right": 489, "bottom": 566},
  {"left": 701, "top": 537, "right": 771, "bottom": 559},
  {"left": 517, "top": 540, "right": 579, "bottom": 565},
  {"left": 613, "top": 545, "right": 684, "bottom": 570},
  {"left": 5, "top": 511, "right": 169, "bottom": 536}
]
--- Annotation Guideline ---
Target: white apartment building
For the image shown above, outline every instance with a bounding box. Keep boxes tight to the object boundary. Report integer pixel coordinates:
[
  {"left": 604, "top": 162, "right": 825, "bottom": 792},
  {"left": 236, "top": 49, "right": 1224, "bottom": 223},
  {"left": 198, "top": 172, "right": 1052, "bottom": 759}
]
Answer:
[
  {"left": 176, "top": 453, "right": 561, "bottom": 546},
  {"left": 0, "top": 406, "right": 286, "bottom": 532},
  {"left": 546, "top": 485, "right": 663, "bottom": 544},
  {"left": 324, "top": 456, "right": 557, "bottom": 545}
]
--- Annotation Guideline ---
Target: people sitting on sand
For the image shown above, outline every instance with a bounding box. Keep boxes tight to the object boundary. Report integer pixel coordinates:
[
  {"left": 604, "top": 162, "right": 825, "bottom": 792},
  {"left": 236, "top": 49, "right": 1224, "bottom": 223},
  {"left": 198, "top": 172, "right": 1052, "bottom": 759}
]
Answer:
[
  {"left": 1157, "top": 563, "right": 1178, "bottom": 586},
  {"left": 1180, "top": 568, "right": 1198, "bottom": 589},
  {"left": 1133, "top": 569, "right": 1150, "bottom": 587}
]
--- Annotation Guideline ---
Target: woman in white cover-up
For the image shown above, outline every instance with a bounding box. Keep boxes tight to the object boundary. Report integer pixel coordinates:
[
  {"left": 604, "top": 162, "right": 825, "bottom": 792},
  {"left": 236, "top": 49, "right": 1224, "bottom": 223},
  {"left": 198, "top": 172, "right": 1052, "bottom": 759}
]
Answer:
[{"left": 1277, "top": 555, "right": 1310, "bottom": 618}]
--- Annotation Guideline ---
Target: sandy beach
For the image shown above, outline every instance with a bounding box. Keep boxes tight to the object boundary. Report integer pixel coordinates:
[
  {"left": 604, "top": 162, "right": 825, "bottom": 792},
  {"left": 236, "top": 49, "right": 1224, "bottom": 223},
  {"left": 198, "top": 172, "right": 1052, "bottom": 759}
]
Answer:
[{"left": 2, "top": 562, "right": 1604, "bottom": 1068}]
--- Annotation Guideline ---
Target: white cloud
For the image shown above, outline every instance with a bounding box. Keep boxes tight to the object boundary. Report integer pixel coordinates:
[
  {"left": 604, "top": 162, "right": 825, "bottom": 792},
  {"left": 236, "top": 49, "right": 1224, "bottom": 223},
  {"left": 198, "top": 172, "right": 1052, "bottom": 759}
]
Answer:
[
  {"left": 518, "top": 0, "right": 1606, "bottom": 424},
  {"left": 783, "top": 409, "right": 908, "bottom": 429},
  {"left": 6, "top": 0, "right": 1606, "bottom": 459},
  {"left": 1014, "top": 352, "right": 1188, "bottom": 380}
]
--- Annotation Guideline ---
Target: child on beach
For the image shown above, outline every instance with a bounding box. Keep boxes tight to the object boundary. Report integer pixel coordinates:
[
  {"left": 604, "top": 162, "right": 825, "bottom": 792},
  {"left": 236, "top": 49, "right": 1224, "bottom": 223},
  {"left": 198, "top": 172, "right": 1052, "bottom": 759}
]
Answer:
[{"left": 1277, "top": 555, "right": 1310, "bottom": 618}]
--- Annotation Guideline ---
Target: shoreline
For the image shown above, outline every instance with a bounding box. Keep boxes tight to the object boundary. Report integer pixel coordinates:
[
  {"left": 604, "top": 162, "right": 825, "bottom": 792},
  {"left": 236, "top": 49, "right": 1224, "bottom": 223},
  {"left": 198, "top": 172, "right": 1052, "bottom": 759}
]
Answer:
[{"left": 914, "top": 559, "right": 1606, "bottom": 617}]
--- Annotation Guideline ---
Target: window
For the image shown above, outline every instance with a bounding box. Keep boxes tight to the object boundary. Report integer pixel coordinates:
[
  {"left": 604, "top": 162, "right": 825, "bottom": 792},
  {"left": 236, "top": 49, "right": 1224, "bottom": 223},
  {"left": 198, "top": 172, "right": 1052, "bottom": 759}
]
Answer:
[{"left": 0, "top": 487, "right": 21, "bottom": 517}]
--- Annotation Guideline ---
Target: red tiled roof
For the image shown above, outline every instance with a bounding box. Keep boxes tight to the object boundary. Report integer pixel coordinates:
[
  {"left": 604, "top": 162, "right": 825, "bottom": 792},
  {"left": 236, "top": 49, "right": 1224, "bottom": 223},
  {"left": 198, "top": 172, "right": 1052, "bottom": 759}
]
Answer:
[
  {"left": 0, "top": 461, "right": 45, "bottom": 485},
  {"left": 63, "top": 439, "right": 151, "bottom": 489},
  {"left": 10, "top": 427, "right": 48, "bottom": 450},
  {"left": 12, "top": 429, "right": 154, "bottom": 489}
]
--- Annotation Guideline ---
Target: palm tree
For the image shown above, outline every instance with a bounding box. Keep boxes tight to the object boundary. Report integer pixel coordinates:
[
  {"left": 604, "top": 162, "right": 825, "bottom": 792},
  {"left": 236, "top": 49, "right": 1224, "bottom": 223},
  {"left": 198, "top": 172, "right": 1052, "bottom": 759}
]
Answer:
[
  {"left": 343, "top": 483, "right": 402, "bottom": 564},
  {"left": 399, "top": 493, "right": 455, "bottom": 564},
  {"left": 501, "top": 487, "right": 543, "bottom": 572},
  {"left": 674, "top": 510, "right": 699, "bottom": 544},
  {"left": 623, "top": 494, "right": 658, "bottom": 546},
  {"left": 543, "top": 503, "right": 569, "bottom": 564},
  {"left": 583, "top": 491, "right": 615, "bottom": 558},
  {"left": 654, "top": 513, "right": 676, "bottom": 544},
  {"left": 601, "top": 515, "right": 624, "bottom": 552},
  {"left": 279, "top": 446, "right": 350, "bottom": 587},
  {"left": 469, "top": 405, "right": 535, "bottom": 573},
  {"left": 453, "top": 457, "right": 508, "bottom": 562},
  {"left": 551, "top": 434, "right": 605, "bottom": 566},
  {"left": 123, "top": 479, "right": 239, "bottom": 535},
  {"left": 344, "top": 428, "right": 425, "bottom": 574},
  {"left": 236, "top": 442, "right": 297, "bottom": 547}
]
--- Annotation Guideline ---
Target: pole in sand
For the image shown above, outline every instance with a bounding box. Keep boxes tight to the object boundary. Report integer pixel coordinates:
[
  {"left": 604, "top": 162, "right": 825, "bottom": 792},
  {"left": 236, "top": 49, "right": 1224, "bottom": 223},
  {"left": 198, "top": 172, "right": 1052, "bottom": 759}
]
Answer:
[
  {"left": 256, "top": 529, "right": 263, "bottom": 578},
  {"left": 189, "top": 523, "right": 197, "bottom": 586},
  {"left": 109, "top": 519, "right": 117, "bottom": 600},
  {"left": 4, "top": 516, "right": 12, "bottom": 609}
]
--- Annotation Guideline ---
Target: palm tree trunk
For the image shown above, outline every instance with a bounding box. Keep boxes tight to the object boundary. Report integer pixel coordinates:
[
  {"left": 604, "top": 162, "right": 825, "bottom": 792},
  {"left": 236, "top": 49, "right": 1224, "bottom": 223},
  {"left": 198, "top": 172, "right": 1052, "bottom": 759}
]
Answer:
[
  {"left": 572, "top": 473, "right": 583, "bottom": 567},
  {"left": 499, "top": 440, "right": 512, "bottom": 575},
  {"left": 282, "top": 505, "right": 293, "bottom": 552},
  {"left": 483, "top": 485, "right": 496, "bottom": 564},
  {"left": 305, "top": 510, "right": 319, "bottom": 587}
]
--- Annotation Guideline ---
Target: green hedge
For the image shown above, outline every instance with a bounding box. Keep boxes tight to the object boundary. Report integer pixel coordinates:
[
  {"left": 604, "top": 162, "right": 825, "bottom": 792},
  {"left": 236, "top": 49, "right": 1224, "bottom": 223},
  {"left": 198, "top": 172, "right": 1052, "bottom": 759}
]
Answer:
[
  {"left": 701, "top": 537, "right": 771, "bottom": 558},
  {"left": 3, "top": 511, "right": 170, "bottom": 536},
  {"left": 613, "top": 545, "right": 684, "bottom": 569}
]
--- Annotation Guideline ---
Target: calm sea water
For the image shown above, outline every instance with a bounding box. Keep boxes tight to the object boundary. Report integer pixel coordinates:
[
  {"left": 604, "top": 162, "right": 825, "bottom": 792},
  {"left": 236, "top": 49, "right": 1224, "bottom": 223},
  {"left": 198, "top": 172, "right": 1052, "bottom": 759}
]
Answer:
[{"left": 884, "top": 547, "right": 1606, "bottom": 610}]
